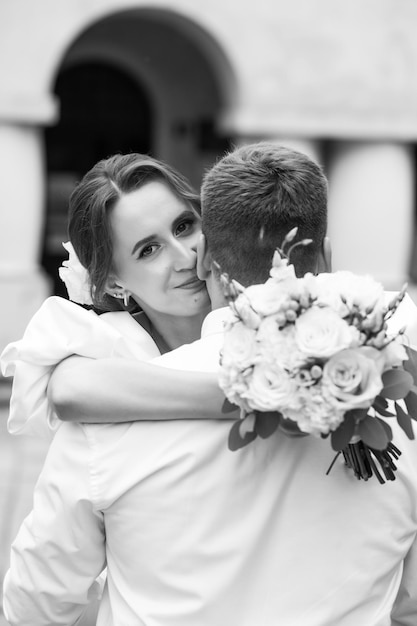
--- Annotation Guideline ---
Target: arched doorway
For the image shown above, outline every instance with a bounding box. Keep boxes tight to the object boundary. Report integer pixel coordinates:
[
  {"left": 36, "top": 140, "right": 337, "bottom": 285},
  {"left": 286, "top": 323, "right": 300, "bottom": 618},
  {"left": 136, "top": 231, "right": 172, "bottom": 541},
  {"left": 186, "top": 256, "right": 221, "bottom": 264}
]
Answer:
[
  {"left": 42, "top": 8, "right": 235, "bottom": 296},
  {"left": 43, "top": 61, "right": 152, "bottom": 296}
]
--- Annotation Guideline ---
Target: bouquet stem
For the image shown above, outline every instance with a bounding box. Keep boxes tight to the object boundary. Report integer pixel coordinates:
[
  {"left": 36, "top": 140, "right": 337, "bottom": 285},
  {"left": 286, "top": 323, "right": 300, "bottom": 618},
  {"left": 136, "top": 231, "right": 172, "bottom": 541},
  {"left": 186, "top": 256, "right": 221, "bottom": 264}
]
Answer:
[{"left": 327, "top": 442, "right": 402, "bottom": 484}]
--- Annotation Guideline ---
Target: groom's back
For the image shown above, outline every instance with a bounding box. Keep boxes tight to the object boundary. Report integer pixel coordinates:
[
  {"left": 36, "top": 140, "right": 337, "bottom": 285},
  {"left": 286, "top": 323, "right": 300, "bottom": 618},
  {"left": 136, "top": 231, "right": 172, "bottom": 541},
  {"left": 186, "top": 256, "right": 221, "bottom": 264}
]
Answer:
[
  {"left": 91, "top": 324, "right": 417, "bottom": 625},
  {"left": 92, "top": 412, "right": 417, "bottom": 626}
]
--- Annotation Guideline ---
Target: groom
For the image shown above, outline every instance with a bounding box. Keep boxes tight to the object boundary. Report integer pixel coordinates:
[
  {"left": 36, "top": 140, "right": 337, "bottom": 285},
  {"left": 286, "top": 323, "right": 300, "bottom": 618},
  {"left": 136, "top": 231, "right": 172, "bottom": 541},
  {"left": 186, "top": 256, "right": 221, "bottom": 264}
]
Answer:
[{"left": 4, "top": 144, "right": 417, "bottom": 625}]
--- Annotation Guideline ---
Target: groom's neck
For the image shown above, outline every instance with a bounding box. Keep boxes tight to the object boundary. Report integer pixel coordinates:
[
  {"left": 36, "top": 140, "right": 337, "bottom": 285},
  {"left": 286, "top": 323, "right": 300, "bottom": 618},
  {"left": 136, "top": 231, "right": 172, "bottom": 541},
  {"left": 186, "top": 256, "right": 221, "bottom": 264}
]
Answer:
[{"left": 206, "top": 275, "right": 228, "bottom": 311}]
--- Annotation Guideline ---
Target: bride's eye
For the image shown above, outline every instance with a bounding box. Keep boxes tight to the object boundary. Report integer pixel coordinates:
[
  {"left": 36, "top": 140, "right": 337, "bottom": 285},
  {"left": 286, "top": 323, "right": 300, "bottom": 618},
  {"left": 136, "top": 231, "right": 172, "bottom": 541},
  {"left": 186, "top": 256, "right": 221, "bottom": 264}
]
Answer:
[
  {"left": 139, "top": 243, "right": 159, "bottom": 259},
  {"left": 175, "top": 217, "right": 196, "bottom": 237}
]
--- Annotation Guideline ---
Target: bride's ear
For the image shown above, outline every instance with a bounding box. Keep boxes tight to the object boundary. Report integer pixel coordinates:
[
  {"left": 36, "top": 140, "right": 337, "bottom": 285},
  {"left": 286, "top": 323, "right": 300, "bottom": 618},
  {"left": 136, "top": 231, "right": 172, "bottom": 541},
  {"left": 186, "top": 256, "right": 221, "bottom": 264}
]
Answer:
[
  {"left": 104, "top": 273, "right": 123, "bottom": 297},
  {"left": 196, "top": 234, "right": 212, "bottom": 281}
]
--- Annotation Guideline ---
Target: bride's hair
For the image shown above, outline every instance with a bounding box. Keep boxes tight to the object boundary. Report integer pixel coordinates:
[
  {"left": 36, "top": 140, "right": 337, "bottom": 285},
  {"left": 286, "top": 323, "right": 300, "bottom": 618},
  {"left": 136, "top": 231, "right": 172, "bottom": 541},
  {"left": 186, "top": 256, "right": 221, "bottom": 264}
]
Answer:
[
  {"left": 201, "top": 142, "right": 328, "bottom": 286},
  {"left": 68, "top": 153, "right": 200, "bottom": 311}
]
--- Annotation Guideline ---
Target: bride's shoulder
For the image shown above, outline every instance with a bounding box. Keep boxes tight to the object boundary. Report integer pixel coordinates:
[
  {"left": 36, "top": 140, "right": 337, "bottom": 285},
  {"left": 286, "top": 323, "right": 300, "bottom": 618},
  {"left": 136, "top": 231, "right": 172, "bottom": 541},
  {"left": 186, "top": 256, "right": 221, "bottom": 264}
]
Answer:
[{"left": 99, "top": 310, "right": 160, "bottom": 358}]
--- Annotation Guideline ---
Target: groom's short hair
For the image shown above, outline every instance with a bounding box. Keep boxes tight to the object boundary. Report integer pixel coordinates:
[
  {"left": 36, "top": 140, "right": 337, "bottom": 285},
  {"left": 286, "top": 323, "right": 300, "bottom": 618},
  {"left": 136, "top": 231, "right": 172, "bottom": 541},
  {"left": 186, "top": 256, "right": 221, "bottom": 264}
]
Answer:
[{"left": 201, "top": 142, "right": 328, "bottom": 286}]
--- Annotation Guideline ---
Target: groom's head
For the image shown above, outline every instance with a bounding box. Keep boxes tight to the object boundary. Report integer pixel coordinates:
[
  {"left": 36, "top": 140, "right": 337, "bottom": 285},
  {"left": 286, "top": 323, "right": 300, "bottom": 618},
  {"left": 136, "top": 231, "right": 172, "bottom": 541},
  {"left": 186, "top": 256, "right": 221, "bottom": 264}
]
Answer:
[{"left": 198, "top": 142, "right": 328, "bottom": 302}]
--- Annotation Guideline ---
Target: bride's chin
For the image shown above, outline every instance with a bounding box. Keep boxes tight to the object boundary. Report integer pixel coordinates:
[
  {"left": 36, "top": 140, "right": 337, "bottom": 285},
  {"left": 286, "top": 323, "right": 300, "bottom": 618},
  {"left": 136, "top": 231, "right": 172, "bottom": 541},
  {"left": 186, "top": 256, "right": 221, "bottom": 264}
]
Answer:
[{"left": 187, "top": 290, "right": 211, "bottom": 314}]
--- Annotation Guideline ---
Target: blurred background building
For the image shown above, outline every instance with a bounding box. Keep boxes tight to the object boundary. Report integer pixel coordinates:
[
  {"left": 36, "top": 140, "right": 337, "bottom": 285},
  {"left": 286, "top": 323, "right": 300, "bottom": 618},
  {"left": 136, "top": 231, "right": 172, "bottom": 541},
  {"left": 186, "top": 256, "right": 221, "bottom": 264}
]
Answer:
[
  {"left": 1, "top": 1, "right": 417, "bottom": 620},
  {"left": 1, "top": 0, "right": 417, "bottom": 353}
]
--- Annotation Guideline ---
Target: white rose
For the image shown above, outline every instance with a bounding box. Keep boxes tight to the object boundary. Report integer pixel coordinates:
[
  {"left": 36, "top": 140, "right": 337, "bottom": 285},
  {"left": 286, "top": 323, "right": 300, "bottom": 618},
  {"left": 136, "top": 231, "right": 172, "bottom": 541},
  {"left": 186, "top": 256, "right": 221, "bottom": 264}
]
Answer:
[
  {"left": 285, "top": 386, "right": 345, "bottom": 436},
  {"left": 221, "top": 320, "right": 258, "bottom": 370},
  {"left": 58, "top": 241, "right": 93, "bottom": 305},
  {"left": 380, "top": 337, "right": 408, "bottom": 370},
  {"left": 257, "top": 318, "right": 305, "bottom": 371},
  {"left": 244, "top": 361, "right": 300, "bottom": 413},
  {"left": 310, "top": 271, "right": 385, "bottom": 318},
  {"left": 218, "top": 365, "right": 252, "bottom": 413},
  {"left": 322, "top": 347, "right": 384, "bottom": 411},
  {"left": 295, "top": 306, "right": 359, "bottom": 359},
  {"left": 336, "top": 272, "right": 385, "bottom": 310},
  {"left": 243, "top": 281, "right": 291, "bottom": 317}
]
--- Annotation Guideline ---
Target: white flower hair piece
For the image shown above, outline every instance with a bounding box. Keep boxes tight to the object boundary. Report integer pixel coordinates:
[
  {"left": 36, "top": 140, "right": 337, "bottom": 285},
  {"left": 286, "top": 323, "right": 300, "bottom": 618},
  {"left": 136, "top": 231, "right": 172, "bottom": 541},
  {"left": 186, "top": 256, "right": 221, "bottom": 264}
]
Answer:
[{"left": 58, "top": 241, "right": 93, "bottom": 305}]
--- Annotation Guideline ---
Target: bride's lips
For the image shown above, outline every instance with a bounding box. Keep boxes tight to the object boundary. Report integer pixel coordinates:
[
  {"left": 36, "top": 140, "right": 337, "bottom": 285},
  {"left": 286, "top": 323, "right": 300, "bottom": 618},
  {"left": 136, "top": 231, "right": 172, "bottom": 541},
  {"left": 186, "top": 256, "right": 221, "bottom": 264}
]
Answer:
[{"left": 175, "top": 276, "right": 205, "bottom": 291}]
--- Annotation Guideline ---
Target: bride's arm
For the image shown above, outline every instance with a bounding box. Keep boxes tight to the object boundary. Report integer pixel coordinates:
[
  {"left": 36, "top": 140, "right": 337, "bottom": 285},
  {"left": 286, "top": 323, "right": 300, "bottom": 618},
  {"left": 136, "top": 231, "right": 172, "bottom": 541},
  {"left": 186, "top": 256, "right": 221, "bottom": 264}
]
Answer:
[{"left": 48, "top": 355, "right": 234, "bottom": 423}]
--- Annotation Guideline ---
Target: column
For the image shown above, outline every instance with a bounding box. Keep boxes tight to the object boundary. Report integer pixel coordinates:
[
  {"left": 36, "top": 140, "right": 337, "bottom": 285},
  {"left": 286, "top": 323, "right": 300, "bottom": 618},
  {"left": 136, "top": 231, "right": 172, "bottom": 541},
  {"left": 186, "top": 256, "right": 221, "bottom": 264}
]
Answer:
[
  {"left": 0, "top": 123, "right": 51, "bottom": 355},
  {"left": 327, "top": 141, "right": 414, "bottom": 290}
]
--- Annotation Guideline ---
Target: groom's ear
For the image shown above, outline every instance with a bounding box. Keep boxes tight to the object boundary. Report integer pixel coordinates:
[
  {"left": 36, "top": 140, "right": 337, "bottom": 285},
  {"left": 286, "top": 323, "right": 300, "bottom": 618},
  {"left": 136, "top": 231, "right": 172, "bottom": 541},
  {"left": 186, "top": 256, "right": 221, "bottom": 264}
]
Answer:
[
  {"left": 196, "top": 234, "right": 212, "bottom": 281},
  {"left": 316, "top": 236, "right": 332, "bottom": 274}
]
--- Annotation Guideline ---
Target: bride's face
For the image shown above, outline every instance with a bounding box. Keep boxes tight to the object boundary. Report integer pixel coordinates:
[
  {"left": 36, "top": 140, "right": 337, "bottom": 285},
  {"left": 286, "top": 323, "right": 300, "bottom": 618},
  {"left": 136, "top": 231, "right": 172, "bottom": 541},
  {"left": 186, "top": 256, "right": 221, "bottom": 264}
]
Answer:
[{"left": 109, "top": 180, "right": 211, "bottom": 319}]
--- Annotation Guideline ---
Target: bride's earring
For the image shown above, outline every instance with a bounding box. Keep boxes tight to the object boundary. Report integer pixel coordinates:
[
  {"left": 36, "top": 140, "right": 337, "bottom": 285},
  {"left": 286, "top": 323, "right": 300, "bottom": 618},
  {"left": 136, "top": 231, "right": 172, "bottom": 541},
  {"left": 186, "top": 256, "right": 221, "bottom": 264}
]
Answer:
[{"left": 112, "top": 291, "right": 130, "bottom": 307}]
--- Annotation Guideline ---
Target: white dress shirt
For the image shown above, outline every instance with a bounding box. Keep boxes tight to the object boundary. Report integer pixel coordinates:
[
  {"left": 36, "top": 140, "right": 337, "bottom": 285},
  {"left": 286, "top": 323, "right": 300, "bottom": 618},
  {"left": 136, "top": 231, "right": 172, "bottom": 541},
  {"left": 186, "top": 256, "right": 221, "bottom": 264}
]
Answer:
[{"left": 3, "top": 305, "right": 417, "bottom": 625}]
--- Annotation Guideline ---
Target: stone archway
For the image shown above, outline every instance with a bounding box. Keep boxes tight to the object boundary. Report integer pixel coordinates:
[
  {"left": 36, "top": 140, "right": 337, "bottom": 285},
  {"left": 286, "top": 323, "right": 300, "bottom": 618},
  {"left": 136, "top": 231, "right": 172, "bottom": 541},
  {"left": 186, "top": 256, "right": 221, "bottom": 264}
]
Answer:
[
  {"left": 42, "top": 7, "right": 236, "bottom": 295},
  {"left": 43, "top": 61, "right": 153, "bottom": 295}
]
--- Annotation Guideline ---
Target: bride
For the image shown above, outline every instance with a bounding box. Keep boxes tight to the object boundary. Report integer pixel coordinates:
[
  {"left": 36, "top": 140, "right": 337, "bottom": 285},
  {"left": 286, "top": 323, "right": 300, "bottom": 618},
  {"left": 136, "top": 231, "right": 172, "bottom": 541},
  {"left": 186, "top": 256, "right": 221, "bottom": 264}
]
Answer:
[
  {"left": 1, "top": 152, "right": 229, "bottom": 439},
  {"left": 1, "top": 151, "right": 232, "bottom": 625}
]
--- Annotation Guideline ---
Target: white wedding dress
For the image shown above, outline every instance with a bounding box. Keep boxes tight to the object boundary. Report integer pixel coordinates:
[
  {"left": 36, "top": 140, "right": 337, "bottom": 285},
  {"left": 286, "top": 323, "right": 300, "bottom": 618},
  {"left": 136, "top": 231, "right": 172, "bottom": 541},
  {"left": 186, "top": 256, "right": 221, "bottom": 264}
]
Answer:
[
  {"left": 0, "top": 296, "right": 160, "bottom": 439},
  {"left": 0, "top": 296, "right": 161, "bottom": 625}
]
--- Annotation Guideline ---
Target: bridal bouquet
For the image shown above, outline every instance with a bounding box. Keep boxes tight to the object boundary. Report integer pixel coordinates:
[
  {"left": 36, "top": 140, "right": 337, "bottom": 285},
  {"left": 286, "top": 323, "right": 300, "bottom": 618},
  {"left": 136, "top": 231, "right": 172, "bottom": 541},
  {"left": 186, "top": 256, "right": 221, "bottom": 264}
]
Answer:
[{"left": 219, "top": 229, "right": 417, "bottom": 483}]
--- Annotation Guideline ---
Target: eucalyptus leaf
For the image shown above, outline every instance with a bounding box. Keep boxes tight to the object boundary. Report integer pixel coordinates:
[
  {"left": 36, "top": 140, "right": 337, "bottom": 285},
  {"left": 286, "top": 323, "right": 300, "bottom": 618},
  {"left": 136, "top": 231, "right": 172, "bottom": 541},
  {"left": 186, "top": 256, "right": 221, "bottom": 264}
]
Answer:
[
  {"left": 404, "top": 346, "right": 417, "bottom": 382},
  {"left": 228, "top": 420, "right": 257, "bottom": 451},
  {"left": 404, "top": 391, "right": 417, "bottom": 421},
  {"left": 348, "top": 408, "right": 369, "bottom": 423},
  {"left": 372, "top": 395, "right": 395, "bottom": 417},
  {"left": 372, "top": 395, "right": 388, "bottom": 411},
  {"left": 374, "top": 416, "right": 393, "bottom": 441},
  {"left": 222, "top": 398, "right": 239, "bottom": 414},
  {"left": 395, "top": 402, "right": 415, "bottom": 440},
  {"left": 357, "top": 415, "right": 390, "bottom": 450},
  {"left": 380, "top": 369, "right": 413, "bottom": 400},
  {"left": 279, "top": 417, "right": 308, "bottom": 438},
  {"left": 255, "top": 411, "right": 281, "bottom": 439},
  {"left": 331, "top": 412, "right": 356, "bottom": 451}
]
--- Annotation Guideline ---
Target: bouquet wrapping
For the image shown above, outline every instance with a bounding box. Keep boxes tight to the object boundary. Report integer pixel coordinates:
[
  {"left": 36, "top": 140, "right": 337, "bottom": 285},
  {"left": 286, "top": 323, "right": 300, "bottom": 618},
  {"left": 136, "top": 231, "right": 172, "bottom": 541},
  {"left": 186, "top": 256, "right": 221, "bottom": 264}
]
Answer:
[{"left": 219, "top": 230, "right": 417, "bottom": 483}]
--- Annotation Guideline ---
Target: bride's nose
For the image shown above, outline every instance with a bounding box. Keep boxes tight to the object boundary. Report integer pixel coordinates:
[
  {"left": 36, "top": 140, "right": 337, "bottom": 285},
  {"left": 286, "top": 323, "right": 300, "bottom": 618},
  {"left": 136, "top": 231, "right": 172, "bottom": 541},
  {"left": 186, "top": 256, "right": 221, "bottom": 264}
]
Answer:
[{"left": 171, "top": 239, "right": 197, "bottom": 271}]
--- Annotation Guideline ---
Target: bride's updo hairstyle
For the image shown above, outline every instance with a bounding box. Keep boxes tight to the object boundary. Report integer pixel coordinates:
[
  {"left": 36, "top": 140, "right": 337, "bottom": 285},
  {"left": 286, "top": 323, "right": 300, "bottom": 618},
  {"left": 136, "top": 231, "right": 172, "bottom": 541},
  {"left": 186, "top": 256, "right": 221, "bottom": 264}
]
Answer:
[{"left": 68, "top": 153, "right": 201, "bottom": 312}]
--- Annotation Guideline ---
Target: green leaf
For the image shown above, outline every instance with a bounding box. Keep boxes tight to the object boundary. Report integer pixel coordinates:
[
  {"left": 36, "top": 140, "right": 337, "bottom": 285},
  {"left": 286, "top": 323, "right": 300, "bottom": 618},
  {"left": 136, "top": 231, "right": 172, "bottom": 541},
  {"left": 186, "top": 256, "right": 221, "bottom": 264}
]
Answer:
[
  {"left": 405, "top": 391, "right": 417, "bottom": 421},
  {"left": 357, "top": 415, "right": 390, "bottom": 450},
  {"left": 279, "top": 417, "right": 309, "bottom": 438},
  {"left": 374, "top": 416, "right": 393, "bottom": 441},
  {"left": 395, "top": 402, "right": 415, "bottom": 440},
  {"left": 404, "top": 346, "right": 417, "bottom": 382},
  {"left": 372, "top": 395, "right": 388, "bottom": 411},
  {"left": 255, "top": 411, "right": 281, "bottom": 439},
  {"left": 331, "top": 412, "right": 356, "bottom": 451},
  {"left": 348, "top": 408, "right": 369, "bottom": 422},
  {"left": 228, "top": 420, "right": 257, "bottom": 451},
  {"left": 380, "top": 369, "right": 413, "bottom": 400},
  {"left": 372, "top": 395, "right": 395, "bottom": 417},
  {"left": 222, "top": 398, "right": 239, "bottom": 414}
]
